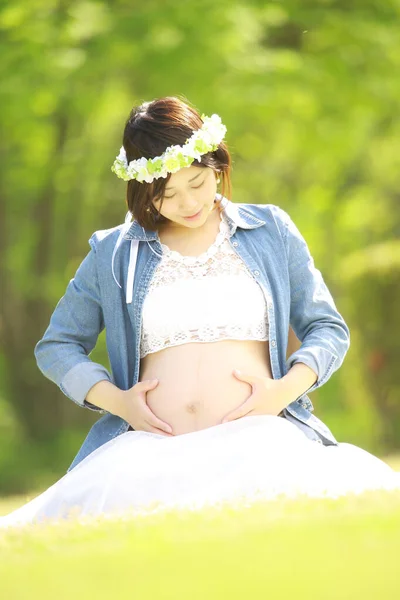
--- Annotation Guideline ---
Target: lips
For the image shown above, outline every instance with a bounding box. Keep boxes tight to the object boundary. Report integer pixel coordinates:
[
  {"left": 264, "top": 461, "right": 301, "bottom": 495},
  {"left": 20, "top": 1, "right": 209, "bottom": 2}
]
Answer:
[{"left": 184, "top": 209, "right": 201, "bottom": 218}]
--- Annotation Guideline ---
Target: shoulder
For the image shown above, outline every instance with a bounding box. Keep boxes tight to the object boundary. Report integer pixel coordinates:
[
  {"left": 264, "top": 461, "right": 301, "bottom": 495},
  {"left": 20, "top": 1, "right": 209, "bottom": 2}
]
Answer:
[
  {"left": 87, "top": 223, "right": 128, "bottom": 253},
  {"left": 237, "top": 202, "right": 293, "bottom": 235},
  {"left": 237, "top": 202, "right": 308, "bottom": 257}
]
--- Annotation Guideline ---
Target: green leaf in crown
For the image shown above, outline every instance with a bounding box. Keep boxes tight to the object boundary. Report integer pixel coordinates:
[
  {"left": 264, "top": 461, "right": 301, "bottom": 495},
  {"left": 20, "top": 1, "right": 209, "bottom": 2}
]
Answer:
[
  {"left": 164, "top": 155, "right": 181, "bottom": 171},
  {"left": 194, "top": 138, "right": 210, "bottom": 154}
]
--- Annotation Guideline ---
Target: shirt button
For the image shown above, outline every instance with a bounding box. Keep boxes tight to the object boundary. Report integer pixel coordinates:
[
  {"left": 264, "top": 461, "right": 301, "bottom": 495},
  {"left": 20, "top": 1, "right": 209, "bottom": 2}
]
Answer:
[
  {"left": 253, "top": 270, "right": 260, "bottom": 276},
  {"left": 271, "top": 340, "right": 276, "bottom": 347},
  {"left": 232, "top": 241, "right": 238, "bottom": 247}
]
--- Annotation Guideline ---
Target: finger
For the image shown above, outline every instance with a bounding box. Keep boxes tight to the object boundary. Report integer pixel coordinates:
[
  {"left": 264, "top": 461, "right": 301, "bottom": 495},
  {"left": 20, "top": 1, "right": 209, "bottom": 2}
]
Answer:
[
  {"left": 146, "top": 425, "right": 174, "bottom": 437},
  {"left": 142, "top": 404, "right": 173, "bottom": 433},
  {"left": 140, "top": 378, "right": 159, "bottom": 389},
  {"left": 222, "top": 405, "right": 253, "bottom": 424},
  {"left": 232, "top": 370, "right": 257, "bottom": 390},
  {"left": 134, "top": 380, "right": 159, "bottom": 402}
]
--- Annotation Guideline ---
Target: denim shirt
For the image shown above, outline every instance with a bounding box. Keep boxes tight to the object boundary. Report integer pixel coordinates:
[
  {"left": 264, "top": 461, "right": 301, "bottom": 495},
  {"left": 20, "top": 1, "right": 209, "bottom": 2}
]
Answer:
[{"left": 34, "top": 195, "right": 350, "bottom": 471}]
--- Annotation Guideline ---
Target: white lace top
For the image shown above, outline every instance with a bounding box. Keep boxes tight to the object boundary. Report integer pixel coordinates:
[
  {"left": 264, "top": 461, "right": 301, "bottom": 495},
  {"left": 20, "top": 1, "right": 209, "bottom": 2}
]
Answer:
[{"left": 140, "top": 210, "right": 269, "bottom": 358}]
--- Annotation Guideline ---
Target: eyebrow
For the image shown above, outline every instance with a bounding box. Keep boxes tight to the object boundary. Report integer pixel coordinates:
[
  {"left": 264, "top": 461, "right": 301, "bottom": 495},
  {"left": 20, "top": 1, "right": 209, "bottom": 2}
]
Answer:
[{"left": 165, "top": 171, "right": 203, "bottom": 190}]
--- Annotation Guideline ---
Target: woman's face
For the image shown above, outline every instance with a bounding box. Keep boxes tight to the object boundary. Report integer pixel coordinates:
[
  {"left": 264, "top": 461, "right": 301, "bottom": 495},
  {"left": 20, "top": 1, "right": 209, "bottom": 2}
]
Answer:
[{"left": 152, "top": 166, "right": 218, "bottom": 230}]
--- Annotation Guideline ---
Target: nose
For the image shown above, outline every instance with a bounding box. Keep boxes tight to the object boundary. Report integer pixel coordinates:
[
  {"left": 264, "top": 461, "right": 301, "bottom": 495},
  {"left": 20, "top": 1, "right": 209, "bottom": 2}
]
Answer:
[{"left": 180, "top": 193, "right": 198, "bottom": 211}]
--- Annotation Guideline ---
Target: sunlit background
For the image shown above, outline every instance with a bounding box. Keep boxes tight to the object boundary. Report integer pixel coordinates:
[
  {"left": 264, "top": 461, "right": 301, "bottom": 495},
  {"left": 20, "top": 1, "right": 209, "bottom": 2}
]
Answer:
[{"left": 1, "top": 0, "right": 399, "bottom": 496}]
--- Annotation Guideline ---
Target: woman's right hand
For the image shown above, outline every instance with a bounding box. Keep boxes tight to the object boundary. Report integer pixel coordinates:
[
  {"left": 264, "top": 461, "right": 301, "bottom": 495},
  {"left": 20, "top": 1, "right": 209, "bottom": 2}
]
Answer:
[{"left": 121, "top": 379, "right": 174, "bottom": 436}]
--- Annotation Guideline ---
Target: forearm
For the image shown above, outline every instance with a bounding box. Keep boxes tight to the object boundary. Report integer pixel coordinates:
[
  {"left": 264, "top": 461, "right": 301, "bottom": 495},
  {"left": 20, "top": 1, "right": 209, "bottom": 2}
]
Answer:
[
  {"left": 278, "top": 362, "right": 318, "bottom": 405},
  {"left": 85, "top": 380, "right": 127, "bottom": 418},
  {"left": 275, "top": 205, "right": 350, "bottom": 393},
  {"left": 34, "top": 238, "right": 118, "bottom": 411}
]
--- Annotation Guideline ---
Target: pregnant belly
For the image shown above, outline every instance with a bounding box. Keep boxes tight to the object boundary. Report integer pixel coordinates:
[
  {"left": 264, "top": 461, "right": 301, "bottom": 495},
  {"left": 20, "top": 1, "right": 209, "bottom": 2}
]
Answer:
[{"left": 139, "top": 340, "right": 274, "bottom": 435}]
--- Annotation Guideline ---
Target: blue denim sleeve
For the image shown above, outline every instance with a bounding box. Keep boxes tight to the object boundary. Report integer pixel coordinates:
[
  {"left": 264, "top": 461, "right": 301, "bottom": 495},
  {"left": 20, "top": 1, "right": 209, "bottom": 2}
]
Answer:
[
  {"left": 34, "top": 234, "right": 111, "bottom": 411},
  {"left": 276, "top": 207, "right": 350, "bottom": 395}
]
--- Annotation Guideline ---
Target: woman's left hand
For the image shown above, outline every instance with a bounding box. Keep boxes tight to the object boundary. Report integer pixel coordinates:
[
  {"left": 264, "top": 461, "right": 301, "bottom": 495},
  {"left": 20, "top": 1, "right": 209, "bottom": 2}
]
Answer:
[{"left": 220, "top": 369, "right": 290, "bottom": 424}]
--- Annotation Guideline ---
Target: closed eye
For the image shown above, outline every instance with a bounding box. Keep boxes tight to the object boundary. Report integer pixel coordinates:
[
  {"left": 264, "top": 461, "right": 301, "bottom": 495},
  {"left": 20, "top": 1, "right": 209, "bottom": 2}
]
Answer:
[{"left": 164, "top": 180, "right": 205, "bottom": 199}]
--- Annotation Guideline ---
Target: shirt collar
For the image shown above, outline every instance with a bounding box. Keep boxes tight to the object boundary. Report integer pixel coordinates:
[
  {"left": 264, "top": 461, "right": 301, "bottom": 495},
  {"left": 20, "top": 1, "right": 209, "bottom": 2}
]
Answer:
[{"left": 122, "top": 194, "right": 266, "bottom": 241}]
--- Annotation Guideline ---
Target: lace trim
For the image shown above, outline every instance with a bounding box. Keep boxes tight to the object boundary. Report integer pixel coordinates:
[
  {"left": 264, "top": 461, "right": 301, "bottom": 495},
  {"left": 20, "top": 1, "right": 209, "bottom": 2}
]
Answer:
[
  {"left": 140, "top": 330, "right": 269, "bottom": 359},
  {"left": 158, "top": 210, "right": 230, "bottom": 266},
  {"left": 148, "top": 243, "right": 252, "bottom": 288}
]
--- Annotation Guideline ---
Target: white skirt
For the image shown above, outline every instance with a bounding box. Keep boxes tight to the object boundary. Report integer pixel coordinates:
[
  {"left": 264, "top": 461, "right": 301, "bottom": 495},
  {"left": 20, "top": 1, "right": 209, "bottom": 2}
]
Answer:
[{"left": 1, "top": 415, "right": 400, "bottom": 528}]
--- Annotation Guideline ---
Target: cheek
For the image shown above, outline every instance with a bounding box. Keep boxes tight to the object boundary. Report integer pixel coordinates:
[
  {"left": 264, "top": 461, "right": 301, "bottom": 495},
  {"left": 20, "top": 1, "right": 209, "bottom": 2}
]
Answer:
[
  {"left": 207, "top": 180, "right": 218, "bottom": 196},
  {"left": 156, "top": 200, "right": 175, "bottom": 216},
  {"left": 202, "top": 177, "right": 217, "bottom": 194}
]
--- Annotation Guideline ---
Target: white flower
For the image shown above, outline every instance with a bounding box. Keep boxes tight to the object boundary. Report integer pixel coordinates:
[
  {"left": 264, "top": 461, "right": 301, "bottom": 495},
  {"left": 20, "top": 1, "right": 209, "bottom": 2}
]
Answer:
[
  {"left": 117, "top": 146, "right": 128, "bottom": 164},
  {"left": 111, "top": 112, "right": 227, "bottom": 183}
]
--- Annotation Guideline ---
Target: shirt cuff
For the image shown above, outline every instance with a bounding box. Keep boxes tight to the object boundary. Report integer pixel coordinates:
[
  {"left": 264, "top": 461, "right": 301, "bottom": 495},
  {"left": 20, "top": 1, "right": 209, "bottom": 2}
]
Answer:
[{"left": 60, "top": 362, "right": 112, "bottom": 410}]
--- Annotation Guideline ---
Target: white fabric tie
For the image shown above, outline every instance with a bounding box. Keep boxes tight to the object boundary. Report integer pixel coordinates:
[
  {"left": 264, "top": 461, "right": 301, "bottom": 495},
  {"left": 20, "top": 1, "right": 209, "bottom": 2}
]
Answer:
[
  {"left": 126, "top": 239, "right": 139, "bottom": 304},
  {"left": 111, "top": 211, "right": 139, "bottom": 304}
]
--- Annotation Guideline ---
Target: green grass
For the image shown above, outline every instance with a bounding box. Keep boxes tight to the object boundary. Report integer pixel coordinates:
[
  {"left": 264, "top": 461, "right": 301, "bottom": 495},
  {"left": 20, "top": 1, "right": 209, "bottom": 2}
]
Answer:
[{"left": 1, "top": 455, "right": 400, "bottom": 600}]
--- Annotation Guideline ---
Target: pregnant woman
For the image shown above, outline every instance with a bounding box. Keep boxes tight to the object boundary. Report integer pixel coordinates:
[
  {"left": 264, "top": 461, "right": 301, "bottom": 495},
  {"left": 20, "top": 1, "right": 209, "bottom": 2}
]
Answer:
[{"left": 2, "top": 96, "right": 400, "bottom": 528}]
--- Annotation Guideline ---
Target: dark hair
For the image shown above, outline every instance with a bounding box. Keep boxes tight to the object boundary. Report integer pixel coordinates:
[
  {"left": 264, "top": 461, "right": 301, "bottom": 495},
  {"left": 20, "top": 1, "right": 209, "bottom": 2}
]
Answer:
[{"left": 120, "top": 96, "right": 232, "bottom": 230}]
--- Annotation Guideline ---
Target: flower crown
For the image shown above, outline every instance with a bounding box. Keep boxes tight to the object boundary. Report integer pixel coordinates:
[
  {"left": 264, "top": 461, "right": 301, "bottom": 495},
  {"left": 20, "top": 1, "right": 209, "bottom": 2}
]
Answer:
[{"left": 111, "top": 113, "right": 227, "bottom": 183}]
